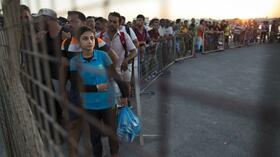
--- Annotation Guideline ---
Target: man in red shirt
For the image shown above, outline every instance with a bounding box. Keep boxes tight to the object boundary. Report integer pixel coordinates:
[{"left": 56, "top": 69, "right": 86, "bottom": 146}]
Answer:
[
  {"left": 133, "top": 14, "right": 150, "bottom": 62},
  {"left": 148, "top": 18, "right": 161, "bottom": 75},
  {"left": 148, "top": 18, "right": 160, "bottom": 43}
]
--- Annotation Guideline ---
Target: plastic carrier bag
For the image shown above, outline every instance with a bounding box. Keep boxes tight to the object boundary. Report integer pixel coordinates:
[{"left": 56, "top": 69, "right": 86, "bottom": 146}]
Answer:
[{"left": 117, "top": 106, "right": 141, "bottom": 143}]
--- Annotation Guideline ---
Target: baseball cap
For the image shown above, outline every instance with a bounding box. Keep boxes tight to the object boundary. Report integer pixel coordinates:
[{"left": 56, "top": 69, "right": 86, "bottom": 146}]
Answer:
[{"left": 36, "top": 8, "right": 57, "bottom": 19}]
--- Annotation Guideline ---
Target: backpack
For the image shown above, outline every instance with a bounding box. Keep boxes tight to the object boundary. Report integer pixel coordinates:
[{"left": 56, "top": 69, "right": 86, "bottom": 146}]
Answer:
[
  {"left": 119, "top": 31, "right": 135, "bottom": 84},
  {"left": 125, "top": 25, "right": 131, "bottom": 37},
  {"left": 119, "top": 31, "right": 134, "bottom": 64}
]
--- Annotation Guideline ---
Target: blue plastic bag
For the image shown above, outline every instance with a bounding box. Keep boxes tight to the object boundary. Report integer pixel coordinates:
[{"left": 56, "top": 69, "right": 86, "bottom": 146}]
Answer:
[{"left": 117, "top": 106, "right": 141, "bottom": 143}]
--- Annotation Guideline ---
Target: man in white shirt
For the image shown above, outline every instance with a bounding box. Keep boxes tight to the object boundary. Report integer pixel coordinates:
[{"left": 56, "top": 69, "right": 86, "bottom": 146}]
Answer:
[
  {"left": 159, "top": 19, "right": 174, "bottom": 37},
  {"left": 97, "top": 12, "right": 137, "bottom": 99},
  {"left": 120, "top": 15, "right": 139, "bottom": 48}
]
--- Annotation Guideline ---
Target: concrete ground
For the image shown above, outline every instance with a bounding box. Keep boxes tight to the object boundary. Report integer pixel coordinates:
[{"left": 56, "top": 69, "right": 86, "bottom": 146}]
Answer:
[{"left": 120, "top": 43, "right": 280, "bottom": 157}]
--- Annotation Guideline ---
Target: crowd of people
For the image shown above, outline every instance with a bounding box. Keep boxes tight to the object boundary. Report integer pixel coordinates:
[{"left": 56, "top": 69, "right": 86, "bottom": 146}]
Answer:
[{"left": 0, "top": 4, "right": 278, "bottom": 157}]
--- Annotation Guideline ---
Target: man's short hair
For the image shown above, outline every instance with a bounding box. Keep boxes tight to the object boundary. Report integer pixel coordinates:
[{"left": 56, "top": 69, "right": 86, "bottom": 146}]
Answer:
[
  {"left": 109, "top": 12, "right": 122, "bottom": 23},
  {"left": 121, "top": 16, "right": 126, "bottom": 23},
  {"left": 58, "top": 16, "right": 68, "bottom": 26},
  {"left": 176, "top": 19, "right": 181, "bottom": 24},
  {"left": 136, "top": 14, "right": 145, "bottom": 21},
  {"left": 87, "top": 16, "right": 95, "bottom": 20},
  {"left": 77, "top": 26, "right": 94, "bottom": 41},
  {"left": 200, "top": 19, "right": 205, "bottom": 25},
  {"left": 67, "top": 11, "right": 86, "bottom": 22},
  {"left": 149, "top": 18, "right": 159, "bottom": 26},
  {"left": 95, "top": 17, "right": 107, "bottom": 23}
]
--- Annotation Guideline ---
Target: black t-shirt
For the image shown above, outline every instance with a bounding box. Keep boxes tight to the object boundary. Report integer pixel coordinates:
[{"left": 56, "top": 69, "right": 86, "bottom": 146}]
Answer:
[{"left": 45, "top": 27, "right": 70, "bottom": 80}]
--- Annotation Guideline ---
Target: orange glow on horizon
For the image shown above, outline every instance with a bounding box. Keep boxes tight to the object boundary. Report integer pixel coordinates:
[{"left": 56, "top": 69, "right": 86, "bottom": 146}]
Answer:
[{"left": 21, "top": 0, "right": 280, "bottom": 21}]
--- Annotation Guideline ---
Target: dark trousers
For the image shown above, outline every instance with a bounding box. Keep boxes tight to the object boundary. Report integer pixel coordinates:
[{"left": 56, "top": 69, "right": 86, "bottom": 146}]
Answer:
[
  {"left": 260, "top": 32, "right": 267, "bottom": 43},
  {"left": 87, "top": 107, "right": 119, "bottom": 157}
]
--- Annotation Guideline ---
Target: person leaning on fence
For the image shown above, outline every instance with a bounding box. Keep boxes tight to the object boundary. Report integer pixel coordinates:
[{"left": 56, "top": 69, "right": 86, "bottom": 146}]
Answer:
[
  {"left": 68, "top": 26, "right": 129, "bottom": 157},
  {"left": 180, "top": 20, "right": 189, "bottom": 33},
  {"left": 189, "top": 18, "right": 196, "bottom": 35},
  {"left": 195, "top": 19, "right": 205, "bottom": 54},
  {"left": 260, "top": 21, "right": 269, "bottom": 43},
  {"left": 158, "top": 19, "right": 174, "bottom": 65},
  {"left": 134, "top": 14, "right": 150, "bottom": 63},
  {"left": 148, "top": 18, "right": 161, "bottom": 74},
  {"left": 19, "top": 5, "right": 33, "bottom": 78},
  {"left": 221, "top": 20, "right": 230, "bottom": 49},
  {"left": 233, "top": 21, "right": 244, "bottom": 46},
  {"left": 174, "top": 19, "right": 181, "bottom": 33},
  {"left": 34, "top": 9, "right": 72, "bottom": 141},
  {"left": 269, "top": 20, "right": 278, "bottom": 43},
  {"left": 19, "top": 6, "right": 56, "bottom": 134},
  {"left": 148, "top": 18, "right": 160, "bottom": 43},
  {"left": 174, "top": 19, "right": 183, "bottom": 56}
]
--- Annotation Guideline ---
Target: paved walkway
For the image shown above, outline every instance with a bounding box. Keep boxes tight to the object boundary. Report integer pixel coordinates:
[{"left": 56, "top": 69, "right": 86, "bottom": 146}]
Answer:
[{"left": 120, "top": 43, "right": 280, "bottom": 157}]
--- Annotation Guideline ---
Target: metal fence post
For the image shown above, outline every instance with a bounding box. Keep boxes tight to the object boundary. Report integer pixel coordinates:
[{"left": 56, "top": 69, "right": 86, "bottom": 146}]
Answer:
[
  {"left": 202, "top": 32, "right": 205, "bottom": 53},
  {"left": 134, "top": 49, "right": 145, "bottom": 146},
  {"left": 222, "top": 31, "right": 225, "bottom": 50}
]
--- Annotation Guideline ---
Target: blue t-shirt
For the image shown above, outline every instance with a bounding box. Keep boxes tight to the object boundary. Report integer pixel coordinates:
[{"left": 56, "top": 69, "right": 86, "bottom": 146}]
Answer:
[{"left": 69, "top": 50, "right": 114, "bottom": 110}]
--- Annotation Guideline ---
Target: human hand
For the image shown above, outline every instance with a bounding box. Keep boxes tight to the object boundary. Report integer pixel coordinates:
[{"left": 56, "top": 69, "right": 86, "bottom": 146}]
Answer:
[
  {"left": 119, "top": 98, "right": 128, "bottom": 107},
  {"left": 97, "top": 83, "right": 108, "bottom": 92},
  {"left": 121, "top": 59, "right": 128, "bottom": 71}
]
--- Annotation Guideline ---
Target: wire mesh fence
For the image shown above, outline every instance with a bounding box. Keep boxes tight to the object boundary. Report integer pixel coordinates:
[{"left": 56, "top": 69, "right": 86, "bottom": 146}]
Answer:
[{"left": 0, "top": 0, "right": 144, "bottom": 157}]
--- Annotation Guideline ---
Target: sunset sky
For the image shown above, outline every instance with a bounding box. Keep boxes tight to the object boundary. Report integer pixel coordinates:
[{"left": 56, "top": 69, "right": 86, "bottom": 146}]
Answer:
[{"left": 21, "top": 0, "right": 280, "bottom": 20}]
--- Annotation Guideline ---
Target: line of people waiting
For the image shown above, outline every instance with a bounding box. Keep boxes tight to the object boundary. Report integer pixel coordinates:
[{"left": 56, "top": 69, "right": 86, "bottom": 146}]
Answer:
[{"left": 13, "top": 4, "right": 280, "bottom": 157}]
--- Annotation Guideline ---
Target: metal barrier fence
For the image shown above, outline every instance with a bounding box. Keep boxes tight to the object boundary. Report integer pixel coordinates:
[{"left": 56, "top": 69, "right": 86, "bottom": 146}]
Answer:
[
  {"left": 229, "top": 28, "right": 260, "bottom": 48},
  {"left": 174, "top": 33, "right": 194, "bottom": 60},
  {"left": 203, "top": 31, "right": 224, "bottom": 53},
  {"left": 140, "top": 33, "right": 194, "bottom": 92}
]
